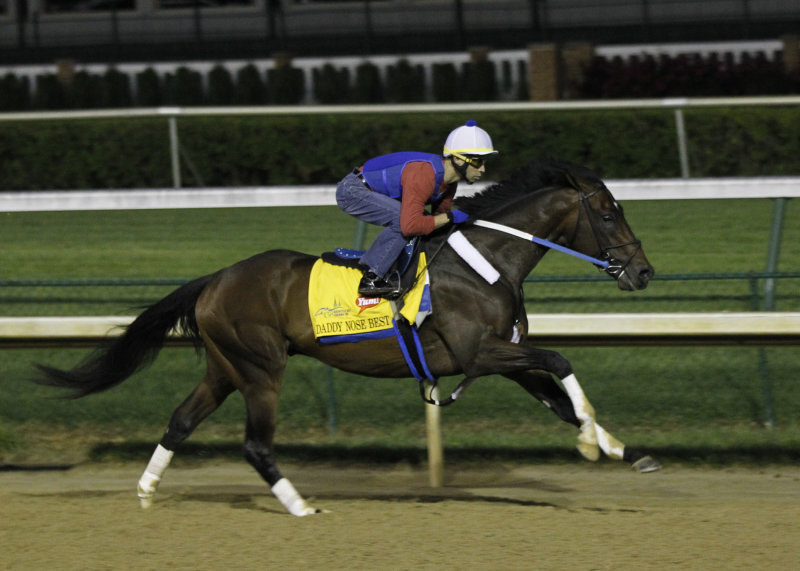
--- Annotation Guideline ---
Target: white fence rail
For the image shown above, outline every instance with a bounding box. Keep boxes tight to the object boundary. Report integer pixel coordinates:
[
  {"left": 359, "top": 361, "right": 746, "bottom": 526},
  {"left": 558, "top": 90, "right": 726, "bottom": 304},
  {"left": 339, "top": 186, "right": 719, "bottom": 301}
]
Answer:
[
  {"left": 2, "top": 314, "right": 799, "bottom": 349},
  {"left": 2, "top": 177, "right": 800, "bottom": 212}
]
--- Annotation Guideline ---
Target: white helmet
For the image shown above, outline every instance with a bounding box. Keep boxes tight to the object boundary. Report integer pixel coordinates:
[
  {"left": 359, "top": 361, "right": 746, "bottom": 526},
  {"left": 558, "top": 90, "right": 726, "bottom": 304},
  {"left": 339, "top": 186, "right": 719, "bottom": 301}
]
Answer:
[{"left": 443, "top": 120, "right": 498, "bottom": 158}]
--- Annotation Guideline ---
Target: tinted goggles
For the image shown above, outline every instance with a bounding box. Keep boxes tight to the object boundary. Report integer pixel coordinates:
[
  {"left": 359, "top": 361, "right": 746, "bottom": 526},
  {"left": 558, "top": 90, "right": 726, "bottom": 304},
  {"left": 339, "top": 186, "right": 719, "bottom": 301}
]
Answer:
[{"left": 461, "top": 155, "right": 486, "bottom": 169}]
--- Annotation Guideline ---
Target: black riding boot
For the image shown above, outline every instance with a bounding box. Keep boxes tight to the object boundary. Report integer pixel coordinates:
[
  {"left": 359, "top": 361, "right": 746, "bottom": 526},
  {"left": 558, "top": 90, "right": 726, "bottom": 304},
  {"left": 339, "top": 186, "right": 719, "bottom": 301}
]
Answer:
[{"left": 358, "top": 270, "right": 402, "bottom": 300}]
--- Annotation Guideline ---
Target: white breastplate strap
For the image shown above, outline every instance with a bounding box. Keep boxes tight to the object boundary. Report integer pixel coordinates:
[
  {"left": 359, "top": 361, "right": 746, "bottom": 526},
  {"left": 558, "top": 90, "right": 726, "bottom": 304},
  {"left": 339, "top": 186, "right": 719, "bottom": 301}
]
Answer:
[{"left": 447, "top": 230, "right": 500, "bottom": 284}]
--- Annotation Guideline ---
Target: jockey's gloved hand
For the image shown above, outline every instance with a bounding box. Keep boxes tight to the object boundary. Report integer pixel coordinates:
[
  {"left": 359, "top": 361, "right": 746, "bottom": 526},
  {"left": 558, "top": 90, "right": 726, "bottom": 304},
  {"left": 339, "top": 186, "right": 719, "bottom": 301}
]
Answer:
[{"left": 448, "top": 209, "right": 473, "bottom": 225}]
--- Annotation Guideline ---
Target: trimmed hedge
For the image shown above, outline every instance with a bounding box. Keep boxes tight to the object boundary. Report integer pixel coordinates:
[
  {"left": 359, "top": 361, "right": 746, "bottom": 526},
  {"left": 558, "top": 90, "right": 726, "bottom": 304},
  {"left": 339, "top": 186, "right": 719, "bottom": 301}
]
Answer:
[
  {"left": 2, "top": 107, "right": 800, "bottom": 190},
  {"left": 2, "top": 59, "right": 511, "bottom": 112},
  {"left": 3, "top": 53, "right": 800, "bottom": 112}
]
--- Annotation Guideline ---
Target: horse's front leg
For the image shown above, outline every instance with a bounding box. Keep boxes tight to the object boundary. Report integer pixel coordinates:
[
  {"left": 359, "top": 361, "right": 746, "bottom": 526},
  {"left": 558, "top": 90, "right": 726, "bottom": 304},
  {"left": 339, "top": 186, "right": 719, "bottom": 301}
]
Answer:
[
  {"left": 463, "top": 336, "right": 660, "bottom": 471},
  {"left": 459, "top": 335, "right": 597, "bottom": 457},
  {"left": 507, "top": 369, "right": 660, "bottom": 470}
]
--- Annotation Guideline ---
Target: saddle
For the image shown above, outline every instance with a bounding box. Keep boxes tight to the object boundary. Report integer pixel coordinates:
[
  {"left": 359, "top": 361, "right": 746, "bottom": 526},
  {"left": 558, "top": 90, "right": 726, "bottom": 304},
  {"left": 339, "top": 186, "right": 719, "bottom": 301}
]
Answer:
[
  {"left": 321, "top": 237, "right": 423, "bottom": 297},
  {"left": 313, "top": 238, "right": 439, "bottom": 386}
]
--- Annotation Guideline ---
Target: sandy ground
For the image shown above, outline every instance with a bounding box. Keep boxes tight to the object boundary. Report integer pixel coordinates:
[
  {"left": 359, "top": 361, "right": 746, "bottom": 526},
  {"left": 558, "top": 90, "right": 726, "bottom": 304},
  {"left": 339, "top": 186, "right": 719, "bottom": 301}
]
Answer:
[{"left": 1, "top": 460, "right": 799, "bottom": 570}]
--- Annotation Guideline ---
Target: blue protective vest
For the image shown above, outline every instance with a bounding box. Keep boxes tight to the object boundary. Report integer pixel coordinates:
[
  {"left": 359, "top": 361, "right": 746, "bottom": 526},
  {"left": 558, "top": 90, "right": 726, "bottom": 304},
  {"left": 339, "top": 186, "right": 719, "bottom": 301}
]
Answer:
[{"left": 361, "top": 152, "right": 445, "bottom": 202}]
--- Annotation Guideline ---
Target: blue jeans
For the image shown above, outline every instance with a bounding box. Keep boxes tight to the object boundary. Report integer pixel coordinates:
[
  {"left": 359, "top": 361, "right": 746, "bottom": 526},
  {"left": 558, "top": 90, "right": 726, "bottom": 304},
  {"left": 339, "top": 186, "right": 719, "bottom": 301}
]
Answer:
[{"left": 336, "top": 172, "right": 406, "bottom": 278}]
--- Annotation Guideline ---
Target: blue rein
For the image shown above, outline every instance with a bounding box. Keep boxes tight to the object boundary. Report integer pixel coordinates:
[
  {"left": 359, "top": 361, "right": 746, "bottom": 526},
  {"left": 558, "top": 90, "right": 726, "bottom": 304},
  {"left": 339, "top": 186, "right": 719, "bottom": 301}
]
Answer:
[
  {"left": 531, "top": 236, "right": 609, "bottom": 268},
  {"left": 472, "top": 220, "right": 610, "bottom": 269}
]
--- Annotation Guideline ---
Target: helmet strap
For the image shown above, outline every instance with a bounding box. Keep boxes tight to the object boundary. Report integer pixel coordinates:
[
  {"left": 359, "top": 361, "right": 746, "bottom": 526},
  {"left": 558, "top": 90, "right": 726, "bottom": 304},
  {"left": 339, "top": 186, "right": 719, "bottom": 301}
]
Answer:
[{"left": 449, "top": 155, "right": 472, "bottom": 184}]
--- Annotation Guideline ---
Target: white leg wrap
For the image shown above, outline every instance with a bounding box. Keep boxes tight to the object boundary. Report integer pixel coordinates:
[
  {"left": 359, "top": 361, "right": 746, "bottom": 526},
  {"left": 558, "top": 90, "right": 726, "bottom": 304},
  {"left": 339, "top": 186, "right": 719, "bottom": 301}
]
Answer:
[
  {"left": 560, "top": 374, "right": 595, "bottom": 422},
  {"left": 595, "top": 423, "right": 626, "bottom": 460},
  {"left": 137, "top": 444, "right": 174, "bottom": 508},
  {"left": 561, "top": 374, "right": 599, "bottom": 461},
  {"left": 271, "top": 478, "right": 318, "bottom": 517}
]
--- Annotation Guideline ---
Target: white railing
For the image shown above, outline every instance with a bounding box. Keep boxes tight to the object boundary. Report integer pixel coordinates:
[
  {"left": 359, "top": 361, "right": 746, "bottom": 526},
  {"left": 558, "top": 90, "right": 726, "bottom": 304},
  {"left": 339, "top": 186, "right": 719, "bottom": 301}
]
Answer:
[
  {"left": 2, "top": 177, "right": 800, "bottom": 212},
  {"left": 2, "top": 313, "right": 799, "bottom": 349}
]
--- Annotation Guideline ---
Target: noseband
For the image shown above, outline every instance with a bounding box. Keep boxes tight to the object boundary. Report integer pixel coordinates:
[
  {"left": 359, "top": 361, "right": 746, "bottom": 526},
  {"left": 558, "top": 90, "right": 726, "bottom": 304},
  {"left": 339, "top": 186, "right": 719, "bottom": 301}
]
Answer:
[{"left": 576, "top": 186, "right": 642, "bottom": 282}]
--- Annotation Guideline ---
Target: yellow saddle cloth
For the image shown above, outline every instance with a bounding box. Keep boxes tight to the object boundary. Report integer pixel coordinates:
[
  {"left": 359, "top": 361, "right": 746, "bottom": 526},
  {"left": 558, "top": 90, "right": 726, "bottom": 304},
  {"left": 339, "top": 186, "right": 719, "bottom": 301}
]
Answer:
[{"left": 308, "top": 253, "right": 430, "bottom": 343}]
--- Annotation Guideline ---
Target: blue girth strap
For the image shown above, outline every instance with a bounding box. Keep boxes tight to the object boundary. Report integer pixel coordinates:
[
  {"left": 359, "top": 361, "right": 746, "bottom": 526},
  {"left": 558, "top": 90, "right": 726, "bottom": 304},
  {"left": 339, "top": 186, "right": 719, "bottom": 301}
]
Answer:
[{"left": 392, "top": 318, "right": 436, "bottom": 383}]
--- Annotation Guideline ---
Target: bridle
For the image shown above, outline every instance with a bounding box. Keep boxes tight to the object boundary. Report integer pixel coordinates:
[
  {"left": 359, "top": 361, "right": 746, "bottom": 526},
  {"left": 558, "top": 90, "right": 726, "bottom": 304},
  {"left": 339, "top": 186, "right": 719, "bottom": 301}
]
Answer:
[
  {"left": 462, "top": 183, "right": 642, "bottom": 283},
  {"left": 574, "top": 185, "right": 642, "bottom": 282}
]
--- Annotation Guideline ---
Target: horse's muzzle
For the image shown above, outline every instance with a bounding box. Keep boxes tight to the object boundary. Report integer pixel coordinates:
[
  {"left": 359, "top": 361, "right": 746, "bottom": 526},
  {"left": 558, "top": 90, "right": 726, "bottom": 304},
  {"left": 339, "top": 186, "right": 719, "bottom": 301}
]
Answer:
[{"left": 612, "top": 261, "right": 654, "bottom": 291}]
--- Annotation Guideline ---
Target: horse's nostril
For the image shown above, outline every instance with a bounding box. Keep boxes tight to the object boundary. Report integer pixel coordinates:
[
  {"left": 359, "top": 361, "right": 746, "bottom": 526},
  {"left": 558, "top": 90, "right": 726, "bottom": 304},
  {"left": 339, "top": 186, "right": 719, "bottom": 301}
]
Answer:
[{"left": 640, "top": 267, "right": 654, "bottom": 282}]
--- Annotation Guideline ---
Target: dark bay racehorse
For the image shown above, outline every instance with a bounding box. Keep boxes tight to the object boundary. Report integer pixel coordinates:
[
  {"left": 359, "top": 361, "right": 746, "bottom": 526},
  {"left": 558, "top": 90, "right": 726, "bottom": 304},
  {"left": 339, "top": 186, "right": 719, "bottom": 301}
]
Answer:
[{"left": 36, "top": 159, "right": 658, "bottom": 516}]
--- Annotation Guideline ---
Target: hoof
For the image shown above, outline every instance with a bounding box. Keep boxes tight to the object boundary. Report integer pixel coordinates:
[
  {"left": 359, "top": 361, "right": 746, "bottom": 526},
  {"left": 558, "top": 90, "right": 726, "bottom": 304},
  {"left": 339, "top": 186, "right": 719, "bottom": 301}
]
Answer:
[
  {"left": 631, "top": 455, "right": 662, "bottom": 473},
  {"left": 137, "top": 482, "right": 155, "bottom": 509},
  {"left": 577, "top": 441, "right": 600, "bottom": 462},
  {"left": 138, "top": 486, "right": 154, "bottom": 509},
  {"left": 293, "top": 506, "right": 329, "bottom": 517}
]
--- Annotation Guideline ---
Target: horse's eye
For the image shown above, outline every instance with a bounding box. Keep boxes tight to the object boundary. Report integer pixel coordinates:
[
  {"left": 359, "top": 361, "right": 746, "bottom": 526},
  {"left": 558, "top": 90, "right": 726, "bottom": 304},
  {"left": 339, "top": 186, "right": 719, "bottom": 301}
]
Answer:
[{"left": 602, "top": 214, "right": 615, "bottom": 223}]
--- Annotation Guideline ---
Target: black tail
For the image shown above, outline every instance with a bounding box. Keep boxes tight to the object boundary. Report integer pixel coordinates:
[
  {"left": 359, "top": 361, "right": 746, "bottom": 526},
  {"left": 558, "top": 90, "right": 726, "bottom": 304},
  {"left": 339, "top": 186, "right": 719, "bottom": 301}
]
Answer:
[{"left": 34, "top": 274, "right": 215, "bottom": 399}]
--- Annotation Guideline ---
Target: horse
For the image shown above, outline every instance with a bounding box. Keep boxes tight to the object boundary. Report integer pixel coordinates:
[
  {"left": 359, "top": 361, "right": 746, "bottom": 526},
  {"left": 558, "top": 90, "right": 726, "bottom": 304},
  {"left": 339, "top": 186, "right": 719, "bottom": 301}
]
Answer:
[{"left": 35, "top": 159, "right": 658, "bottom": 516}]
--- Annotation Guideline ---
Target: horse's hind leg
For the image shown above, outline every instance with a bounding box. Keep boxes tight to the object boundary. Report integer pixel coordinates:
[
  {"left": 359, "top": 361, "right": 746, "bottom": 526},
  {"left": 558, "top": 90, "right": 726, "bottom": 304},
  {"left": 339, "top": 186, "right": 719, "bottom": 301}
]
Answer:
[
  {"left": 204, "top": 326, "right": 321, "bottom": 516},
  {"left": 138, "top": 369, "right": 235, "bottom": 507},
  {"left": 507, "top": 369, "right": 661, "bottom": 472},
  {"left": 240, "top": 383, "right": 321, "bottom": 516}
]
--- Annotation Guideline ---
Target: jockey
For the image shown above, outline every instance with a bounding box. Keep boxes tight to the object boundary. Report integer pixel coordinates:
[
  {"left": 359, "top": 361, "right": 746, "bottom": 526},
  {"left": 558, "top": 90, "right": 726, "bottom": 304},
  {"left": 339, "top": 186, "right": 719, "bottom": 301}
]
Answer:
[{"left": 336, "top": 120, "right": 499, "bottom": 299}]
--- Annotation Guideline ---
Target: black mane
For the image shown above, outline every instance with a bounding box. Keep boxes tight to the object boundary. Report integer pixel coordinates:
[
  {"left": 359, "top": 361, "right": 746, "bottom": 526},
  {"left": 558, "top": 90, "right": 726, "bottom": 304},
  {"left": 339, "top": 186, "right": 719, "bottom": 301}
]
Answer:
[{"left": 453, "top": 159, "right": 603, "bottom": 216}]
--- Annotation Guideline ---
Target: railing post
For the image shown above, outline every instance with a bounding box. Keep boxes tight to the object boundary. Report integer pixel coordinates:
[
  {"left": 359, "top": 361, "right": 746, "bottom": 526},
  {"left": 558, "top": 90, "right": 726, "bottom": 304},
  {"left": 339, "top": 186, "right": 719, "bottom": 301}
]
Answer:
[
  {"left": 758, "top": 196, "right": 788, "bottom": 428},
  {"left": 363, "top": 0, "right": 374, "bottom": 54},
  {"left": 326, "top": 365, "right": 338, "bottom": 435},
  {"left": 763, "top": 197, "right": 788, "bottom": 311},
  {"left": 352, "top": 220, "right": 368, "bottom": 251},
  {"left": 453, "top": 0, "right": 466, "bottom": 51},
  {"left": 674, "top": 107, "right": 690, "bottom": 178},
  {"left": 323, "top": 218, "right": 368, "bottom": 436},
  {"left": 426, "top": 383, "right": 444, "bottom": 487},
  {"left": 168, "top": 116, "right": 181, "bottom": 189}
]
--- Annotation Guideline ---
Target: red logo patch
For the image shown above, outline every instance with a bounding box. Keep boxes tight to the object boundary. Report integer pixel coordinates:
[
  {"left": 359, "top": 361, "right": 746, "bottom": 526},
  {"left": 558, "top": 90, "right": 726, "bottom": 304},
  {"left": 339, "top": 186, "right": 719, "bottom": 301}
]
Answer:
[{"left": 356, "top": 296, "right": 382, "bottom": 313}]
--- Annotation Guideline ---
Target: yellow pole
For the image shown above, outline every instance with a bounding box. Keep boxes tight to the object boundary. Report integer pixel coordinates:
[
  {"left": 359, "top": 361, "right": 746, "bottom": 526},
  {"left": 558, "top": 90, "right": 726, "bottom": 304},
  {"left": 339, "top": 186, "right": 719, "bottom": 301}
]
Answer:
[{"left": 425, "top": 383, "right": 443, "bottom": 487}]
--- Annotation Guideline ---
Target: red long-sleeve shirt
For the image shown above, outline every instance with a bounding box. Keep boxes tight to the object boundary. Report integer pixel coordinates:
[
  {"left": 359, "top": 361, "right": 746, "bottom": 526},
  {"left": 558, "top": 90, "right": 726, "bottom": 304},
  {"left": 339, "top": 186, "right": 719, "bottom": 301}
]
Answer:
[{"left": 398, "top": 161, "right": 457, "bottom": 236}]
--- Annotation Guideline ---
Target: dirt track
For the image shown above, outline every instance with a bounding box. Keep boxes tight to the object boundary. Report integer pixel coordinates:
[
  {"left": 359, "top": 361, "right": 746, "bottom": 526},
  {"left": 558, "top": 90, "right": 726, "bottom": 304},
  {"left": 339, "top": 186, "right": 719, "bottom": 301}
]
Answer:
[{"left": 2, "top": 460, "right": 798, "bottom": 570}]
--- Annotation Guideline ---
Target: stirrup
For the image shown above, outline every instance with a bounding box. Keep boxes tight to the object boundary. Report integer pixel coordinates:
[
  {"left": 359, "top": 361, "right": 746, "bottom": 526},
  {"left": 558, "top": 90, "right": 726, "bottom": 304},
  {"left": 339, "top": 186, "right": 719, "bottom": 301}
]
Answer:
[
  {"left": 358, "top": 283, "right": 403, "bottom": 300},
  {"left": 358, "top": 270, "right": 402, "bottom": 300}
]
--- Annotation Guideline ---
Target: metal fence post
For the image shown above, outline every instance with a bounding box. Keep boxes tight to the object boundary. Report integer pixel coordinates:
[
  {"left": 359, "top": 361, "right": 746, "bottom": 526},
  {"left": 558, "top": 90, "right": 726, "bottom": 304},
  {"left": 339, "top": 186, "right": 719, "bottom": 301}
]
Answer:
[
  {"left": 352, "top": 220, "right": 368, "bottom": 251},
  {"left": 763, "top": 197, "right": 788, "bottom": 312},
  {"left": 674, "top": 107, "right": 690, "bottom": 178},
  {"left": 323, "top": 219, "right": 369, "bottom": 435},
  {"left": 757, "top": 196, "right": 788, "bottom": 428},
  {"left": 168, "top": 116, "right": 181, "bottom": 189},
  {"left": 426, "top": 383, "right": 444, "bottom": 487},
  {"left": 326, "top": 365, "right": 338, "bottom": 435}
]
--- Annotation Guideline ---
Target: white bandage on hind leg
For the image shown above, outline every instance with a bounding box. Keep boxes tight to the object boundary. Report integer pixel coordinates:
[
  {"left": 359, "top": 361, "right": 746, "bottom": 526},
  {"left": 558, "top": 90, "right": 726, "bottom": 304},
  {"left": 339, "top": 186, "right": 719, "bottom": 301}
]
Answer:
[
  {"left": 447, "top": 231, "right": 500, "bottom": 284},
  {"left": 137, "top": 444, "right": 174, "bottom": 501},
  {"left": 272, "top": 478, "right": 317, "bottom": 517}
]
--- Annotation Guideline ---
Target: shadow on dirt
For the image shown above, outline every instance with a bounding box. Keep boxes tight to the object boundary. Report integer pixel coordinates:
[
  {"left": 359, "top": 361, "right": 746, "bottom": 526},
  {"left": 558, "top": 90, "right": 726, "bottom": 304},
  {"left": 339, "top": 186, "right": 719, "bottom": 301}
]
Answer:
[{"left": 86, "top": 441, "right": 800, "bottom": 466}]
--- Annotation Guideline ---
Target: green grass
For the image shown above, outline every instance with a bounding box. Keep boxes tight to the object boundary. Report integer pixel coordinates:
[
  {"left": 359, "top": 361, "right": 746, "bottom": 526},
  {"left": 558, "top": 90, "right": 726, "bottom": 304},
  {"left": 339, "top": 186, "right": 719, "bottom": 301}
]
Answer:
[{"left": 1, "top": 198, "right": 799, "bottom": 463}]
